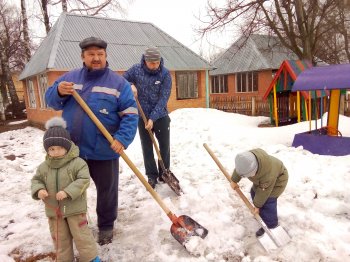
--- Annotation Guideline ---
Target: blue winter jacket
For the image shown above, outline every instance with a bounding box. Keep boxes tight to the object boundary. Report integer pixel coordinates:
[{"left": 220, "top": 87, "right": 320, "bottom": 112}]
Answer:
[
  {"left": 45, "top": 64, "right": 138, "bottom": 160},
  {"left": 123, "top": 56, "right": 172, "bottom": 121}
]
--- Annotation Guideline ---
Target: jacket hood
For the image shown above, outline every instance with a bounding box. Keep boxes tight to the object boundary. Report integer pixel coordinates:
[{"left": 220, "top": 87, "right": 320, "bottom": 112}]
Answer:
[
  {"left": 45, "top": 143, "right": 80, "bottom": 169},
  {"left": 250, "top": 148, "right": 271, "bottom": 178}
]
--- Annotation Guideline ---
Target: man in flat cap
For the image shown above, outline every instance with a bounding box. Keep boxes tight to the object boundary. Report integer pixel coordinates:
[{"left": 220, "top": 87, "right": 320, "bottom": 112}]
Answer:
[
  {"left": 45, "top": 36, "right": 139, "bottom": 245},
  {"left": 123, "top": 47, "right": 172, "bottom": 189}
]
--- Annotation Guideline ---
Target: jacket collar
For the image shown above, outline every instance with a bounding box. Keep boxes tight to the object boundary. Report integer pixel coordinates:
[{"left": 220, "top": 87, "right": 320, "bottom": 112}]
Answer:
[{"left": 82, "top": 61, "right": 109, "bottom": 79}]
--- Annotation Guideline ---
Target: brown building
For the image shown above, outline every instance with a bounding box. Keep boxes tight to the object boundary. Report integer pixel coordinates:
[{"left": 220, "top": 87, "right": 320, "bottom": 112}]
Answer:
[
  {"left": 209, "top": 35, "right": 298, "bottom": 115},
  {"left": 19, "top": 13, "right": 212, "bottom": 126}
]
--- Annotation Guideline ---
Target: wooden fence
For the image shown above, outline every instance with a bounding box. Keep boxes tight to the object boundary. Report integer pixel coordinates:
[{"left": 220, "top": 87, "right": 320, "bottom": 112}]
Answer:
[
  {"left": 209, "top": 96, "right": 270, "bottom": 116},
  {"left": 210, "top": 94, "right": 350, "bottom": 117}
]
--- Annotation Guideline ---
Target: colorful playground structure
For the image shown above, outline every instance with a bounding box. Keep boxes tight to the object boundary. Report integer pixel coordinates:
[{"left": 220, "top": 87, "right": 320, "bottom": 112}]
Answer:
[
  {"left": 263, "top": 60, "right": 326, "bottom": 126},
  {"left": 291, "top": 63, "right": 350, "bottom": 156},
  {"left": 264, "top": 60, "right": 350, "bottom": 155}
]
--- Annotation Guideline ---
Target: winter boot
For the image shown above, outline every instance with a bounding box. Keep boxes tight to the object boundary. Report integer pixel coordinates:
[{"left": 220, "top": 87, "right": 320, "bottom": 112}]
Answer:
[
  {"left": 255, "top": 228, "right": 265, "bottom": 237},
  {"left": 148, "top": 177, "right": 157, "bottom": 188},
  {"left": 91, "top": 256, "right": 101, "bottom": 262},
  {"left": 98, "top": 230, "right": 113, "bottom": 245}
]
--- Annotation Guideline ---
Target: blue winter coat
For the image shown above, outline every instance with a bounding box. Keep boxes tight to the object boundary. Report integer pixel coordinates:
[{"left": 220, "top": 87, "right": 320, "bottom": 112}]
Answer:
[
  {"left": 123, "top": 56, "right": 172, "bottom": 121},
  {"left": 45, "top": 65, "right": 138, "bottom": 160}
]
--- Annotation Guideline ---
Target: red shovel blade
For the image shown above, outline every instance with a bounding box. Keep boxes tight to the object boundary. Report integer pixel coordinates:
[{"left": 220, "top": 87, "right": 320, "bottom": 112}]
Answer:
[{"left": 170, "top": 215, "right": 208, "bottom": 246}]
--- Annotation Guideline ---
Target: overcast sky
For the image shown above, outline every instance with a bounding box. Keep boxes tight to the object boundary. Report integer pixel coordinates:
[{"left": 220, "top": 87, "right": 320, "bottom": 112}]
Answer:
[
  {"left": 12, "top": 0, "right": 236, "bottom": 59},
  {"left": 127, "top": 0, "right": 236, "bottom": 59}
]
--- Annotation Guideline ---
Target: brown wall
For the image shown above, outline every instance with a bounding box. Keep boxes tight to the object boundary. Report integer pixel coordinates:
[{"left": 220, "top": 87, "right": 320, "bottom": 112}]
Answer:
[
  {"left": 167, "top": 71, "right": 207, "bottom": 112},
  {"left": 12, "top": 73, "right": 25, "bottom": 101},
  {"left": 22, "top": 70, "right": 208, "bottom": 125},
  {"left": 22, "top": 71, "right": 63, "bottom": 127},
  {"left": 210, "top": 69, "right": 273, "bottom": 99}
]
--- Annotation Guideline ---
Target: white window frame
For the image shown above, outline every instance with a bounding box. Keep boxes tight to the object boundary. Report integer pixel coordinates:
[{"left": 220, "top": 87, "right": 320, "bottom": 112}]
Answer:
[
  {"left": 27, "top": 79, "right": 36, "bottom": 108},
  {"left": 236, "top": 72, "right": 258, "bottom": 93},
  {"left": 176, "top": 71, "right": 198, "bottom": 100},
  {"left": 211, "top": 75, "right": 228, "bottom": 94},
  {"left": 37, "top": 74, "right": 48, "bottom": 108}
]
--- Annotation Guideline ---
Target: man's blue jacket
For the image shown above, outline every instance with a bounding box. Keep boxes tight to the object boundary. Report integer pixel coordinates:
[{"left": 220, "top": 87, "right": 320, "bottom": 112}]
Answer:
[
  {"left": 123, "top": 56, "right": 172, "bottom": 121},
  {"left": 45, "top": 65, "right": 138, "bottom": 160}
]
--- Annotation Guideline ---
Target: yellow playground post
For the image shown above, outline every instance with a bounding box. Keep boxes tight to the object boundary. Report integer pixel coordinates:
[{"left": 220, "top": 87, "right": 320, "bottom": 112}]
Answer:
[{"left": 327, "top": 89, "right": 341, "bottom": 136}]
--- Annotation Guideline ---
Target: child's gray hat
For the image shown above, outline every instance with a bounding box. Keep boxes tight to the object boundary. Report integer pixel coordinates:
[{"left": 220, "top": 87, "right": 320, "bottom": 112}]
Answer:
[
  {"left": 235, "top": 151, "right": 258, "bottom": 178},
  {"left": 43, "top": 117, "right": 72, "bottom": 152},
  {"left": 144, "top": 47, "right": 161, "bottom": 62}
]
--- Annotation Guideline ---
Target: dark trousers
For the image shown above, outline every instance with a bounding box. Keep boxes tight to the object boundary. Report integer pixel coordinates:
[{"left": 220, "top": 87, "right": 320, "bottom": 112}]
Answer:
[
  {"left": 138, "top": 115, "right": 170, "bottom": 180},
  {"left": 250, "top": 188, "right": 278, "bottom": 228},
  {"left": 86, "top": 159, "right": 119, "bottom": 231}
]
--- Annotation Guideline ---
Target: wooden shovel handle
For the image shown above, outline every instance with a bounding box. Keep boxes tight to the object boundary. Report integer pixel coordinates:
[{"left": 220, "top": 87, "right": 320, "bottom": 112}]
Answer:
[
  {"left": 203, "top": 143, "right": 256, "bottom": 215},
  {"left": 135, "top": 98, "right": 166, "bottom": 171},
  {"left": 203, "top": 143, "right": 284, "bottom": 247},
  {"left": 71, "top": 90, "right": 174, "bottom": 219}
]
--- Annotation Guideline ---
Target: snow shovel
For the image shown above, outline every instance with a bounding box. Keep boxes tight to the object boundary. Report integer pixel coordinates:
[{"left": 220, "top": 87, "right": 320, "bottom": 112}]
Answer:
[
  {"left": 136, "top": 98, "right": 182, "bottom": 196},
  {"left": 71, "top": 90, "right": 208, "bottom": 246},
  {"left": 203, "top": 143, "right": 291, "bottom": 252}
]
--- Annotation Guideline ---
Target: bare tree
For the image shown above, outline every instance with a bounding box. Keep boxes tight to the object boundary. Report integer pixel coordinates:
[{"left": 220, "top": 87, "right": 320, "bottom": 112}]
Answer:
[
  {"left": 0, "top": 1, "right": 24, "bottom": 116},
  {"left": 40, "top": 0, "right": 51, "bottom": 34},
  {"left": 199, "top": 0, "right": 348, "bottom": 64},
  {"left": 38, "top": 0, "right": 131, "bottom": 35},
  {"left": 21, "top": 0, "right": 31, "bottom": 61}
]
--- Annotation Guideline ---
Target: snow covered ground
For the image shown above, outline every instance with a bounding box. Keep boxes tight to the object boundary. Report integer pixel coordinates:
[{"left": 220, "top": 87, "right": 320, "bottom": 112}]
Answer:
[{"left": 0, "top": 108, "right": 349, "bottom": 262}]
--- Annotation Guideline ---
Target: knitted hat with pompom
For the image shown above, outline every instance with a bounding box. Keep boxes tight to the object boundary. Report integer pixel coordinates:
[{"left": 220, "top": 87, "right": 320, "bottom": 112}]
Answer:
[{"left": 43, "top": 117, "right": 72, "bottom": 152}]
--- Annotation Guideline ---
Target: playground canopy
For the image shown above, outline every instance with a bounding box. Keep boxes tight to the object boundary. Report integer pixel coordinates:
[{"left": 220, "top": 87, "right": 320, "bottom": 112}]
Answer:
[
  {"left": 292, "top": 63, "right": 350, "bottom": 91},
  {"left": 291, "top": 63, "right": 350, "bottom": 156}
]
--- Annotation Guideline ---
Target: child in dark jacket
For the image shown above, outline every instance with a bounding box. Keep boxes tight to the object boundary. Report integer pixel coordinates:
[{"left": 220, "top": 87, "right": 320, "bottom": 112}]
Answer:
[
  {"left": 231, "top": 148, "right": 288, "bottom": 237},
  {"left": 31, "top": 117, "right": 100, "bottom": 262}
]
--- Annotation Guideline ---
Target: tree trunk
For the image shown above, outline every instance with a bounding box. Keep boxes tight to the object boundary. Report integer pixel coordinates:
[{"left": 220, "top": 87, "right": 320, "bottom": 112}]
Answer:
[
  {"left": 0, "top": 44, "right": 20, "bottom": 116},
  {"left": 0, "top": 64, "right": 9, "bottom": 105},
  {"left": 62, "top": 0, "right": 68, "bottom": 12},
  {"left": 21, "top": 0, "right": 31, "bottom": 61},
  {"left": 41, "top": 0, "right": 51, "bottom": 34}
]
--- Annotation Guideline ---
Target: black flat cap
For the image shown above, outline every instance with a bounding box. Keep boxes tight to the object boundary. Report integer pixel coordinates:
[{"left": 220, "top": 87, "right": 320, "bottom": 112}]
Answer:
[{"left": 79, "top": 37, "right": 107, "bottom": 50}]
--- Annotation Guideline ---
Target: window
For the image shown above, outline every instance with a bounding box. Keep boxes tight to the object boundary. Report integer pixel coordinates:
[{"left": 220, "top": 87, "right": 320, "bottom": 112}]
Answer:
[
  {"left": 38, "top": 74, "right": 48, "bottom": 108},
  {"left": 176, "top": 71, "right": 198, "bottom": 99},
  {"left": 211, "top": 75, "right": 228, "bottom": 94},
  {"left": 236, "top": 72, "right": 258, "bottom": 93},
  {"left": 27, "top": 79, "right": 36, "bottom": 108}
]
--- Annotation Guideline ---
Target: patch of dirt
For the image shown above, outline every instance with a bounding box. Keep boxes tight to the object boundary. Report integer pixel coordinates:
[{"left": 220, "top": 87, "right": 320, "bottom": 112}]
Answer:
[
  {"left": 0, "top": 117, "right": 29, "bottom": 134},
  {"left": 5, "top": 154, "right": 17, "bottom": 161},
  {"left": 258, "top": 122, "right": 274, "bottom": 127},
  {"left": 10, "top": 248, "right": 56, "bottom": 262}
]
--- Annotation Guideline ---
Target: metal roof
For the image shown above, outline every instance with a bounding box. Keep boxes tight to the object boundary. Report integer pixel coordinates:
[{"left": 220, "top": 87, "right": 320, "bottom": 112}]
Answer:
[
  {"left": 210, "top": 34, "right": 298, "bottom": 76},
  {"left": 19, "top": 13, "right": 211, "bottom": 80}
]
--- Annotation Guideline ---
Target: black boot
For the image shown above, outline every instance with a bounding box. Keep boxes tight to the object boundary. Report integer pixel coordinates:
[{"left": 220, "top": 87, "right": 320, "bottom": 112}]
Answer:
[
  {"left": 98, "top": 230, "right": 113, "bottom": 245},
  {"left": 255, "top": 228, "right": 265, "bottom": 237},
  {"left": 148, "top": 177, "right": 157, "bottom": 188}
]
